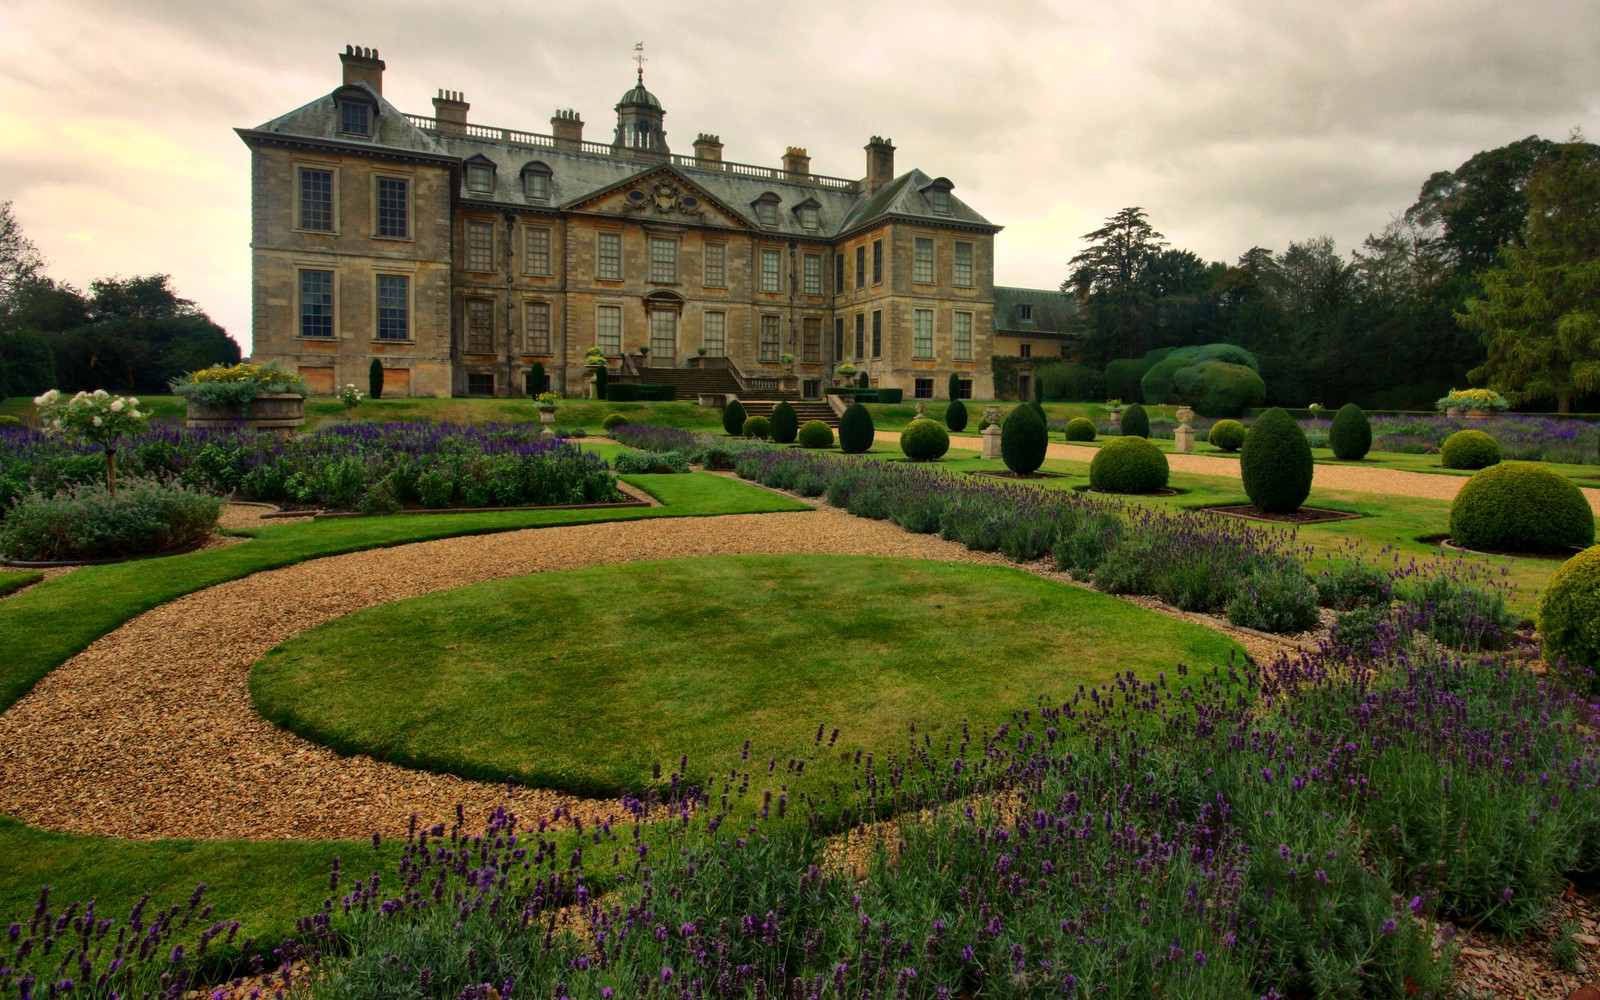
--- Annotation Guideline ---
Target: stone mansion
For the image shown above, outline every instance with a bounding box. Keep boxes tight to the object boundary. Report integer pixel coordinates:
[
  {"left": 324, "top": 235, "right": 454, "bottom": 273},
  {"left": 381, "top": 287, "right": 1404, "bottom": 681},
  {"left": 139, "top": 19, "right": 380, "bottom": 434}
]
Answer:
[{"left": 238, "top": 45, "right": 1077, "bottom": 399}]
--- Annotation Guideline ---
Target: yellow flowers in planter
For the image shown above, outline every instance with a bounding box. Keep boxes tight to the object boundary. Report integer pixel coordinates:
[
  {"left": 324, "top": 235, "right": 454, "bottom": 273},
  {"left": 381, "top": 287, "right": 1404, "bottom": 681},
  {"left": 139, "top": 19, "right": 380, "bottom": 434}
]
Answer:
[{"left": 1437, "top": 388, "right": 1509, "bottom": 412}]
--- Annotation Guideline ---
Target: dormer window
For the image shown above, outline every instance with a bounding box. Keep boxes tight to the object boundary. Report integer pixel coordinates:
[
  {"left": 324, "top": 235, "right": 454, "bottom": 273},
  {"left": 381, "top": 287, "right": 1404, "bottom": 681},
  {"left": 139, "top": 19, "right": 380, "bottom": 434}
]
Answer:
[
  {"left": 522, "top": 161, "right": 553, "bottom": 201},
  {"left": 333, "top": 86, "right": 377, "bottom": 137},
  {"left": 753, "top": 193, "right": 781, "bottom": 228},
  {"left": 921, "top": 177, "right": 955, "bottom": 215},
  {"left": 1017, "top": 304, "right": 1034, "bottom": 321},
  {"left": 464, "top": 155, "right": 496, "bottom": 195},
  {"left": 931, "top": 189, "right": 950, "bottom": 214},
  {"left": 794, "top": 198, "right": 821, "bottom": 232}
]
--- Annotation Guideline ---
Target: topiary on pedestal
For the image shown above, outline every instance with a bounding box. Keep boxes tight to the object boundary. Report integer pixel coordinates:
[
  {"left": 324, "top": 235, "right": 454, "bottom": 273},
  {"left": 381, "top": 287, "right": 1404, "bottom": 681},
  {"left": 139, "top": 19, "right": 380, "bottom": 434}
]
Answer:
[
  {"left": 1064, "top": 417, "right": 1096, "bottom": 442},
  {"left": 1441, "top": 429, "right": 1501, "bottom": 470},
  {"left": 1119, "top": 403, "right": 1149, "bottom": 438},
  {"left": 1240, "top": 407, "right": 1313, "bottom": 513},
  {"left": 1001, "top": 403, "right": 1047, "bottom": 475},
  {"left": 1328, "top": 403, "right": 1371, "bottom": 460},
  {"left": 1089, "top": 437, "right": 1169, "bottom": 493},
  {"left": 839, "top": 402, "right": 874, "bottom": 454},
  {"left": 769, "top": 401, "right": 799, "bottom": 444},
  {"left": 899, "top": 418, "right": 950, "bottom": 461},
  {"left": 1539, "top": 545, "right": 1600, "bottom": 692},
  {"left": 1449, "top": 462, "right": 1594, "bottom": 553},
  {"left": 722, "top": 398, "right": 747, "bottom": 436},
  {"left": 946, "top": 397, "right": 968, "bottom": 432}
]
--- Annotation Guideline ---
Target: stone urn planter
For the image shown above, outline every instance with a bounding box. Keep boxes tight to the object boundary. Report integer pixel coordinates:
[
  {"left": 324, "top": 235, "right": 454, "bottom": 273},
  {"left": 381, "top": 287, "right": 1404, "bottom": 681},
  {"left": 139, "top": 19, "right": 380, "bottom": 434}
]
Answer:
[
  {"left": 186, "top": 393, "right": 305, "bottom": 436},
  {"left": 1107, "top": 409, "right": 1122, "bottom": 431},
  {"left": 1465, "top": 408, "right": 1492, "bottom": 420},
  {"left": 1445, "top": 407, "right": 1465, "bottom": 418},
  {"left": 538, "top": 406, "right": 557, "bottom": 438}
]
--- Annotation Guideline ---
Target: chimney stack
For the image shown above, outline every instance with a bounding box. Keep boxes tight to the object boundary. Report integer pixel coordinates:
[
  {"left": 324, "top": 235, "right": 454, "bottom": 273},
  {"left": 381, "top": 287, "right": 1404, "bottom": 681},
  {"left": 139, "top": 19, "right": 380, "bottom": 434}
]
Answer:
[
  {"left": 339, "top": 45, "right": 385, "bottom": 94},
  {"left": 865, "top": 136, "right": 896, "bottom": 194},
  {"left": 782, "top": 146, "right": 811, "bottom": 178},
  {"left": 432, "top": 90, "right": 469, "bottom": 134},
  {"left": 551, "top": 109, "right": 584, "bottom": 151},
  {"left": 693, "top": 133, "right": 724, "bottom": 166}
]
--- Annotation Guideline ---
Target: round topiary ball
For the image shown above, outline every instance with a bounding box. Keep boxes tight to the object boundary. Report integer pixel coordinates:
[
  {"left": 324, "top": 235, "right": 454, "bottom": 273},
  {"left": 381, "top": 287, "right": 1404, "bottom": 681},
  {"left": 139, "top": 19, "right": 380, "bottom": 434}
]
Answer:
[
  {"left": 722, "top": 399, "right": 748, "bottom": 436},
  {"left": 1441, "top": 429, "right": 1502, "bottom": 470},
  {"left": 1328, "top": 403, "right": 1372, "bottom": 461},
  {"left": 1240, "top": 407, "right": 1313, "bottom": 513},
  {"left": 1089, "top": 436, "right": 1170, "bottom": 493},
  {"left": 1001, "top": 403, "right": 1047, "bottom": 475},
  {"left": 602, "top": 413, "right": 629, "bottom": 431},
  {"left": 768, "top": 401, "right": 799, "bottom": 444},
  {"left": 1539, "top": 545, "right": 1600, "bottom": 690},
  {"left": 797, "top": 419, "right": 835, "bottom": 449},
  {"left": 1064, "top": 417, "right": 1097, "bottom": 442},
  {"left": 1207, "top": 419, "right": 1246, "bottom": 452},
  {"left": 839, "top": 403, "right": 874, "bottom": 454},
  {"left": 1449, "top": 462, "right": 1595, "bottom": 554},
  {"left": 946, "top": 398, "right": 968, "bottom": 433},
  {"left": 899, "top": 418, "right": 951, "bottom": 461},
  {"left": 742, "top": 415, "right": 772, "bottom": 439},
  {"left": 1119, "top": 403, "right": 1150, "bottom": 439}
]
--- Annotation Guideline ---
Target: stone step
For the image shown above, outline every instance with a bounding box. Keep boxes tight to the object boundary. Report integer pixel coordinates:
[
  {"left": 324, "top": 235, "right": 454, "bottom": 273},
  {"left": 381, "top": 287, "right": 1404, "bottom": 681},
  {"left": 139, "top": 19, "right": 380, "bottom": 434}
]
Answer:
[{"left": 739, "top": 400, "right": 840, "bottom": 428}]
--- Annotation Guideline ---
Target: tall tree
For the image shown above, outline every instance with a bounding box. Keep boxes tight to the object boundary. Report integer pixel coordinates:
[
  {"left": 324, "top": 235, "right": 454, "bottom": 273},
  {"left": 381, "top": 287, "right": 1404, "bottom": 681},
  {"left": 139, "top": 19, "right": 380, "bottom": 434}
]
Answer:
[
  {"left": 1065, "top": 207, "right": 1167, "bottom": 361},
  {"left": 1405, "top": 136, "right": 1560, "bottom": 276},
  {"left": 1460, "top": 137, "right": 1600, "bottom": 412},
  {"left": 0, "top": 201, "right": 45, "bottom": 307}
]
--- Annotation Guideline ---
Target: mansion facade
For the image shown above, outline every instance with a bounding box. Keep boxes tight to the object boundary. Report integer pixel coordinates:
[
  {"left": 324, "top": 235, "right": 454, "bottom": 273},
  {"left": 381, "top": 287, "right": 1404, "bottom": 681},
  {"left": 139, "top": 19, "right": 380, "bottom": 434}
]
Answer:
[{"left": 239, "top": 46, "right": 1068, "bottom": 399}]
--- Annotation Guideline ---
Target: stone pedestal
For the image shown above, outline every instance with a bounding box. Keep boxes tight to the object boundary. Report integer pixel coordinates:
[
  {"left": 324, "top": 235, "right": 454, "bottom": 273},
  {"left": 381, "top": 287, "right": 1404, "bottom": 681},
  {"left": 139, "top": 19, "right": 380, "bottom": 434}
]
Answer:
[
  {"left": 915, "top": 402, "right": 926, "bottom": 417},
  {"left": 981, "top": 424, "right": 1003, "bottom": 459},
  {"left": 539, "top": 407, "right": 557, "bottom": 439},
  {"left": 1174, "top": 424, "right": 1195, "bottom": 452},
  {"left": 1108, "top": 409, "right": 1121, "bottom": 431}
]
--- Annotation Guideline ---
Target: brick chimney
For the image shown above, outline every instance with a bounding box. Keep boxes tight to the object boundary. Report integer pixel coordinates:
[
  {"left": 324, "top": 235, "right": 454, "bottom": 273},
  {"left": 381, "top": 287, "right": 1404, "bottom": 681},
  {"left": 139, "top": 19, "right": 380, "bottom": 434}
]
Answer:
[
  {"left": 693, "top": 133, "right": 724, "bottom": 166},
  {"left": 432, "top": 90, "right": 469, "bottom": 134},
  {"left": 340, "top": 45, "right": 385, "bottom": 94},
  {"left": 782, "top": 146, "right": 811, "bottom": 178},
  {"left": 551, "top": 109, "right": 584, "bottom": 151},
  {"left": 865, "top": 136, "right": 896, "bottom": 194}
]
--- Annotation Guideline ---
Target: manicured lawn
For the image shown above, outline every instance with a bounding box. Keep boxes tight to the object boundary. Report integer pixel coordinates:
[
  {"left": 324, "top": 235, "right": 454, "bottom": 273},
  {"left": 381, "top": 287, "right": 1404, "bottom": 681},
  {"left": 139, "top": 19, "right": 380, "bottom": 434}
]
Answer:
[
  {"left": 251, "top": 555, "right": 1244, "bottom": 796},
  {"left": 0, "top": 570, "right": 41, "bottom": 598}
]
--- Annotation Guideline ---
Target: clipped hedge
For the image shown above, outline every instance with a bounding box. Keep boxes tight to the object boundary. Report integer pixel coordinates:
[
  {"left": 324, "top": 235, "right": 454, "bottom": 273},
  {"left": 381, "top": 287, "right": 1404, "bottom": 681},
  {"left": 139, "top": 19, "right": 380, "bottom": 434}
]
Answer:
[
  {"left": 605, "top": 383, "right": 641, "bottom": 403},
  {"left": 769, "top": 401, "right": 799, "bottom": 445},
  {"left": 1240, "top": 407, "right": 1313, "bottom": 513},
  {"left": 1449, "top": 462, "right": 1595, "bottom": 554},
  {"left": 839, "top": 403, "right": 874, "bottom": 454},
  {"left": 1089, "top": 437, "right": 1169, "bottom": 493},
  {"left": 1539, "top": 545, "right": 1600, "bottom": 690},
  {"left": 946, "top": 398, "right": 968, "bottom": 433},
  {"left": 899, "top": 418, "right": 951, "bottom": 461},
  {"left": 1329, "top": 403, "right": 1372, "bottom": 460},
  {"left": 1207, "top": 419, "right": 1246, "bottom": 452},
  {"left": 1175, "top": 361, "right": 1266, "bottom": 417},
  {"left": 1064, "top": 417, "right": 1097, "bottom": 442},
  {"left": 1441, "top": 429, "right": 1502, "bottom": 470},
  {"left": 722, "top": 399, "right": 748, "bottom": 436},
  {"left": 797, "top": 420, "right": 835, "bottom": 449},
  {"left": 742, "top": 415, "right": 772, "bottom": 440},
  {"left": 1001, "top": 403, "right": 1047, "bottom": 475},
  {"left": 1104, "top": 358, "right": 1153, "bottom": 404},
  {"left": 1119, "top": 404, "right": 1150, "bottom": 439}
]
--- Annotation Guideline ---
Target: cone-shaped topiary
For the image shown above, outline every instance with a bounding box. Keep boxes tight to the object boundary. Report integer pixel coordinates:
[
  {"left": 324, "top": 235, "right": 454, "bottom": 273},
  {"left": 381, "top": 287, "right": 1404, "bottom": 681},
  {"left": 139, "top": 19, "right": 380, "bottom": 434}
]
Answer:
[
  {"left": 529, "top": 361, "right": 546, "bottom": 395},
  {"left": 1207, "top": 419, "right": 1246, "bottom": 452},
  {"left": 1240, "top": 407, "right": 1313, "bottom": 513},
  {"left": 839, "top": 402, "right": 875, "bottom": 454},
  {"left": 900, "top": 418, "right": 951, "bottom": 461},
  {"left": 722, "top": 398, "right": 747, "bottom": 436},
  {"left": 948, "top": 372, "right": 961, "bottom": 400},
  {"left": 593, "top": 365, "right": 609, "bottom": 398},
  {"left": 769, "top": 401, "right": 799, "bottom": 444},
  {"left": 946, "top": 397, "right": 968, "bottom": 432},
  {"left": 1450, "top": 462, "right": 1594, "bottom": 553},
  {"left": 369, "top": 358, "right": 385, "bottom": 399},
  {"left": 797, "top": 419, "right": 835, "bottom": 449},
  {"left": 742, "top": 415, "right": 772, "bottom": 439},
  {"left": 1539, "top": 545, "right": 1600, "bottom": 691},
  {"left": 1441, "top": 429, "right": 1501, "bottom": 470},
  {"left": 1028, "top": 400, "right": 1047, "bottom": 427},
  {"left": 1119, "top": 403, "right": 1149, "bottom": 438},
  {"left": 1064, "top": 417, "right": 1096, "bottom": 442},
  {"left": 1001, "top": 403, "right": 1047, "bottom": 475},
  {"left": 1328, "top": 403, "right": 1371, "bottom": 460},
  {"left": 1090, "top": 436, "right": 1169, "bottom": 493}
]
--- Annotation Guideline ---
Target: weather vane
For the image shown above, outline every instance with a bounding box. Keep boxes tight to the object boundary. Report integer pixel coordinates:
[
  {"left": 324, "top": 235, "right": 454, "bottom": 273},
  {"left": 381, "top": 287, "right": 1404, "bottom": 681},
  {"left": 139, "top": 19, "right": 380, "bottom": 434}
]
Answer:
[{"left": 633, "top": 41, "right": 647, "bottom": 81}]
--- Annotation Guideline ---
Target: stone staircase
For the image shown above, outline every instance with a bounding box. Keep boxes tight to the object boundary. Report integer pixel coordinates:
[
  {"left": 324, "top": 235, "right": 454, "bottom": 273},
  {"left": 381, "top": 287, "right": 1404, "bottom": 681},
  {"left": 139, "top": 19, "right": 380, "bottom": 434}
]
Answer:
[
  {"left": 737, "top": 398, "right": 839, "bottom": 428},
  {"left": 632, "top": 361, "right": 840, "bottom": 427}
]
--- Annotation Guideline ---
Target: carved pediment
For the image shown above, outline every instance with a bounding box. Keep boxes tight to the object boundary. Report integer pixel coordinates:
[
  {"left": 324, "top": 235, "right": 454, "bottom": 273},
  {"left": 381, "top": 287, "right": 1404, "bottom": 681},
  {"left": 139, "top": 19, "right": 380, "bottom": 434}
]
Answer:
[{"left": 566, "top": 167, "right": 755, "bottom": 230}]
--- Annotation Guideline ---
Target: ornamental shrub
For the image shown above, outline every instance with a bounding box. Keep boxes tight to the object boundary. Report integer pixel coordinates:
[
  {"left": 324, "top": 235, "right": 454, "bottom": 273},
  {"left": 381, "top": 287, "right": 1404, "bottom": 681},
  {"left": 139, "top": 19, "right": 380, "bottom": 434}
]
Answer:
[
  {"left": 369, "top": 358, "right": 385, "bottom": 399},
  {"left": 797, "top": 419, "right": 835, "bottom": 449},
  {"left": 741, "top": 415, "right": 772, "bottom": 439},
  {"left": 769, "top": 401, "right": 799, "bottom": 444},
  {"left": 1104, "top": 358, "right": 1153, "bottom": 404},
  {"left": 722, "top": 399, "right": 747, "bottom": 436},
  {"left": 1449, "top": 462, "right": 1595, "bottom": 553},
  {"left": 948, "top": 372, "right": 961, "bottom": 400},
  {"left": 1328, "top": 403, "right": 1372, "bottom": 460},
  {"left": 858, "top": 371, "right": 871, "bottom": 389},
  {"left": 1440, "top": 429, "right": 1501, "bottom": 470},
  {"left": 839, "top": 403, "right": 874, "bottom": 454},
  {"left": 1037, "top": 362, "right": 1104, "bottom": 402},
  {"left": 1207, "top": 419, "right": 1246, "bottom": 452},
  {"left": 1240, "top": 407, "right": 1313, "bottom": 513},
  {"left": 1540, "top": 545, "right": 1600, "bottom": 691},
  {"left": 605, "top": 383, "right": 641, "bottom": 402},
  {"left": 1000, "top": 403, "right": 1047, "bottom": 475},
  {"left": 1028, "top": 399, "right": 1047, "bottom": 425},
  {"left": 602, "top": 413, "right": 629, "bottom": 431},
  {"left": 1089, "top": 436, "right": 1169, "bottom": 493},
  {"left": 1225, "top": 562, "right": 1320, "bottom": 633},
  {"left": 1119, "top": 403, "right": 1149, "bottom": 439},
  {"left": 1174, "top": 361, "right": 1266, "bottom": 417},
  {"left": 0, "top": 415, "right": 21, "bottom": 428},
  {"left": 1064, "top": 417, "right": 1096, "bottom": 442},
  {"left": 529, "top": 361, "right": 546, "bottom": 395},
  {"left": 899, "top": 418, "right": 950, "bottom": 461},
  {"left": 0, "top": 479, "right": 220, "bottom": 562},
  {"left": 946, "top": 398, "right": 968, "bottom": 432}
]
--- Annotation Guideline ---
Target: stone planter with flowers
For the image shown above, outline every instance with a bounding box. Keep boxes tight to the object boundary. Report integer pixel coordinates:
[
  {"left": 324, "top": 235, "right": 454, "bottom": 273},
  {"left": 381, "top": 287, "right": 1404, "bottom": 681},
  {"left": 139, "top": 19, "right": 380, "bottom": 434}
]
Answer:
[{"left": 173, "top": 362, "right": 307, "bottom": 436}]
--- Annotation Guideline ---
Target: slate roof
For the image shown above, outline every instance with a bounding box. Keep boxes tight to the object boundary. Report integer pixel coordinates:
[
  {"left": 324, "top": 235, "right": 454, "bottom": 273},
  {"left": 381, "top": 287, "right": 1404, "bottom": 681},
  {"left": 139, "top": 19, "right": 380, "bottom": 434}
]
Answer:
[
  {"left": 993, "top": 286, "right": 1081, "bottom": 338},
  {"left": 242, "top": 81, "right": 449, "bottom": 160},
  {"left": 835, "top": 169, "right": 998, "bottom": 239}
]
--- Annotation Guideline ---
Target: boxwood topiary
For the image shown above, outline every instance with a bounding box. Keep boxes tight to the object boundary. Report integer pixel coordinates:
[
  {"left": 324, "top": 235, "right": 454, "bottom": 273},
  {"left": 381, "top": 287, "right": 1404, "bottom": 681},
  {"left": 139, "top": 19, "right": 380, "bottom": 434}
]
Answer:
[
  {"left": 1175, "top": 361, "right": 1266, "bottom": 417},
  {"left": 946, "top": 397, "right": 968, "bottom": 432},
  {"left": 1001, "top": 403, "right": 1047, "bottom": 475},
  {"left": 1119, "top": 403, "right": 1149, "bottom": 438},
  {"left": 742, "top": 415, "right": 771, "bottom": 439},
  {"left": 1064, "top": 417, "right": 1096, "bottom": 442},
  {"left": 1207, "top": 419, "right": 1246, "bottom": 452},
  {"left": 1028, "top": 399, "right": 1047, "bottom": 425},
  {"left": 602, "top": 413, "right": 628, "bottom": 431},
  {"left": 797, "top": 419, "right": 834, "bottom": 449},
  {"left": 1089, "top": 436, "right": 1169, "bottom": 493},
  {"left": 769, "top": 401, "right": 799, "bottom": 444},
  {"left": 1449, "top": 462, "right": 1595, "bottom": 554},
  {"left": 1328, "top": 403, "right": 1372, "bottom": 460},
  {"left": 839, "top": 402, "right": 874, "bottom": 454},
  {"left": 1240, "top": 407, "right": 1313, "bottom": 513},
  {"left": 899, "top": 418, "right": 951, "bottom": 461},
  {"left": 722, "top": 398, "right": 747, "bottom": 436},
  {"left": 1539, "top": 545, "right": 1600, "bottom": 689},
  {"left": 1440, "top": 429, "right": 1501, "bottom": 470}
]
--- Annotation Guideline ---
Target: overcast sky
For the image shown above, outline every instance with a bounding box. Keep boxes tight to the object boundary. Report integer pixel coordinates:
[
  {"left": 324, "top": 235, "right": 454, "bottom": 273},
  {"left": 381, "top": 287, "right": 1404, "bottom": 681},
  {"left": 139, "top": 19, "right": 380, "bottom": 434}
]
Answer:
[{"left": 2, "top": 0, "right": 1596, "bottom": 355}]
